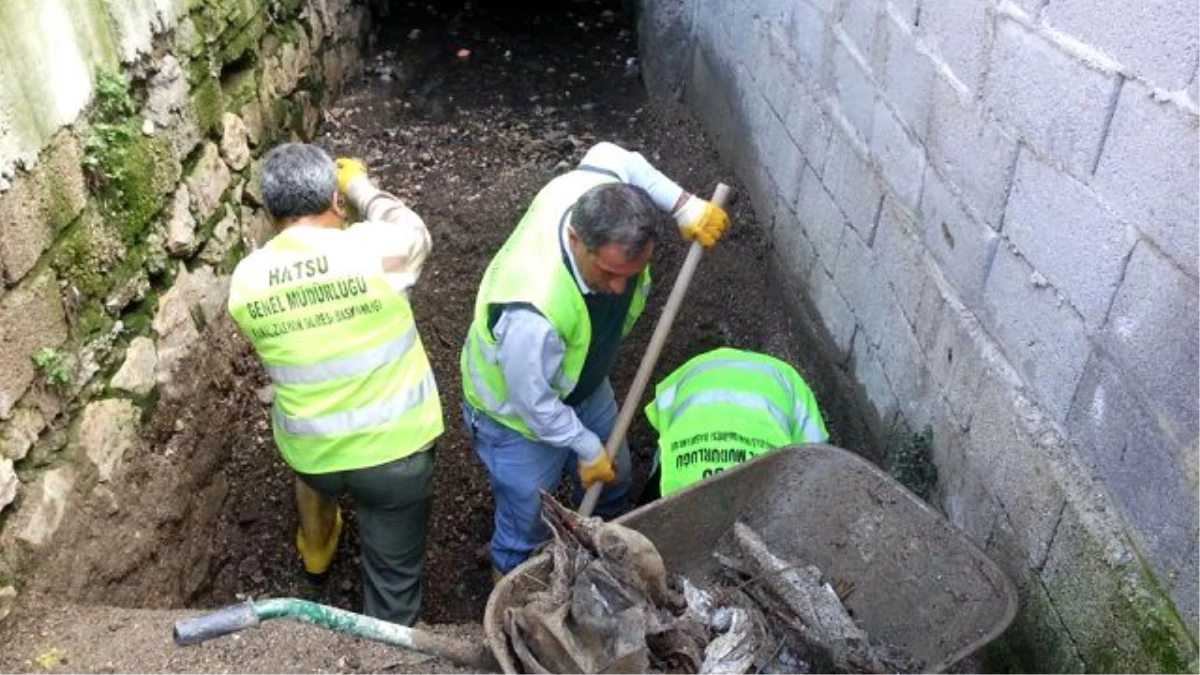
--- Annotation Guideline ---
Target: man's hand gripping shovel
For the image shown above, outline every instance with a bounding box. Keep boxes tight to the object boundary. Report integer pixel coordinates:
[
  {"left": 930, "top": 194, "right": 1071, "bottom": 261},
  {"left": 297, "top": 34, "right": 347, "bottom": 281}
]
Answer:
[{"left": 578, "top": 183, "right": 733, "bottom": 517}]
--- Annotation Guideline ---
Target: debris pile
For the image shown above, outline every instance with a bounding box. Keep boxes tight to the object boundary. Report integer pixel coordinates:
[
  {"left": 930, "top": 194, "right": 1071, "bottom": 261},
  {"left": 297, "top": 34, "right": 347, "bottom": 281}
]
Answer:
[{"left": 501, "top": 494, "right": 921, "bottom": 674}]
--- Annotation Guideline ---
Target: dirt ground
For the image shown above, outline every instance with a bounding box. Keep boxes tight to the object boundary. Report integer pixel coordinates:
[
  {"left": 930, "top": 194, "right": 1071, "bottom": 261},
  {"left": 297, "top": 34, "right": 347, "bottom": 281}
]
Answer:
[{"left": 0, "top": 0, "right": 886, "bottom": 671}]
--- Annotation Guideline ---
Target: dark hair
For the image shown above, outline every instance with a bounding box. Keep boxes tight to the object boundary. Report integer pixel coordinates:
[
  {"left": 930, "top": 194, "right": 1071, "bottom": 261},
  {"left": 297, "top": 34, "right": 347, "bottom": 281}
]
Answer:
[
  {"left": 570, "top": 183, "right": 663, "bottom": 259},
  {"left": 260, "top": 143, "right": 337, "bottom": 220}
]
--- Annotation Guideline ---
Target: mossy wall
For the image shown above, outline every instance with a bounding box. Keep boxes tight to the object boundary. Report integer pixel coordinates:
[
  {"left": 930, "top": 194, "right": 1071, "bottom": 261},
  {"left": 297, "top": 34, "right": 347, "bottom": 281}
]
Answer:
[{"left": 0, "top": 0, "right": 371, "bottom": 615}]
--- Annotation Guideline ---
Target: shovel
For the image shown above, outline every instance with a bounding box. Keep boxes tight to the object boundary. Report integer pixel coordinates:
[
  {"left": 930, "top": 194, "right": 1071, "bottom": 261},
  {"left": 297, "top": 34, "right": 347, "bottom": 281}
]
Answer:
[{"left": 578, "top": 182, "right": 733, "bottom": 517}]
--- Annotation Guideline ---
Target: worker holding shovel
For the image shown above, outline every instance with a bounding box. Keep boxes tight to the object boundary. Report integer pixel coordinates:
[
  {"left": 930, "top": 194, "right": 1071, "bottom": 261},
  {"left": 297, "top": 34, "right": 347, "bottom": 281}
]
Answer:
[
  {"left": 460, "top": 141, "right": 729, "bottom": 576},
  {"left": 227, "top": 143, "right": 442, "bottom": 626},
  {"left": 638, "top": 347, "right": 829, "bottom": 504}
]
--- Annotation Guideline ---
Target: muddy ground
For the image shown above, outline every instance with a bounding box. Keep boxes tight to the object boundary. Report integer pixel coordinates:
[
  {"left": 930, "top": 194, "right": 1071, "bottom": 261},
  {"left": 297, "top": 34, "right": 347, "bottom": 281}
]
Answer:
[{"left": 2, "top": 0, "right": 886, "bottom": 671}]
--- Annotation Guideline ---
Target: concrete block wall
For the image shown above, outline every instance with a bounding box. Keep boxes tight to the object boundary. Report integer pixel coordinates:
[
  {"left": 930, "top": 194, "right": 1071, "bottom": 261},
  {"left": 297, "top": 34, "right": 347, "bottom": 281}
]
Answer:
[
  {"left": 639, "top": 0, "right": 1198, "bottom": 669},
  {"left": 0, "top": 0, "right": 370, "bottom": 617}
]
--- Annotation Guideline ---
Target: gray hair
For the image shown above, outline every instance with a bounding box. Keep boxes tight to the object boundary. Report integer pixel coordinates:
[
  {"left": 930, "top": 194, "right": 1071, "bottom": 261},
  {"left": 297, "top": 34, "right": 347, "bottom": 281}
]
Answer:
[
  {"left": 570, "top": 183, "right": 663, "bottom": 259},
  {"left": 260, "top": 143, "right": 338, "bottom": 221}
]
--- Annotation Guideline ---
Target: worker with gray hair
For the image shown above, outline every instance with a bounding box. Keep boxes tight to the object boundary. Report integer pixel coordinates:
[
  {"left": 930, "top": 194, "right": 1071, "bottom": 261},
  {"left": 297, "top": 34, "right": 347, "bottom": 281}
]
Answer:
[
  {"left": 227, "top": 142, "right": 442, "bottom": 625},
  {"left": 460, "top": 141, "right": 730, "bottom": 576}
]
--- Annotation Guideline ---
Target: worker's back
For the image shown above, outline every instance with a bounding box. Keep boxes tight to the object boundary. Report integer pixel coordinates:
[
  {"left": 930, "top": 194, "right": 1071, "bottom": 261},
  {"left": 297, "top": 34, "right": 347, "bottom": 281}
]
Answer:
[
  {"left": 228, "top": 224, "right": 443, "bottom": 474},
  {"left": 643, "top": 347, "right": 828, "bottom": 497}
]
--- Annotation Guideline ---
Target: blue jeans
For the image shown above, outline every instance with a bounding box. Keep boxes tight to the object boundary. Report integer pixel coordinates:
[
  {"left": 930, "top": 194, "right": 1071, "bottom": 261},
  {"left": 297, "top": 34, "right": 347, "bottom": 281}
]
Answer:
[{"left": 463, "top": 379, "right": 632, "bottom": 573}]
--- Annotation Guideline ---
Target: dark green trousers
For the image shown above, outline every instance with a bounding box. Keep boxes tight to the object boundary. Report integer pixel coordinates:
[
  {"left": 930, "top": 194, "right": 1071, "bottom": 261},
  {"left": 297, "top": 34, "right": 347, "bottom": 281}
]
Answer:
[{"left": 297, "top": 447, "right": 434, "bottom": 626}]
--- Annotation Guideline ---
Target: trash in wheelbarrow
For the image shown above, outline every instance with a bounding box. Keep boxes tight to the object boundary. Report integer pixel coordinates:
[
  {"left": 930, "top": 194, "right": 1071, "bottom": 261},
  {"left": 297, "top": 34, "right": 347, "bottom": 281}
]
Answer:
[
  {"left": 486, "top": 444, "right": 1019, "bottom": 674},
  {"left": 498, "top": 494, "right": 916, "bottom": 672},
  {"left": 174, "top": 444, "right": 1016, "bottom": 673}
]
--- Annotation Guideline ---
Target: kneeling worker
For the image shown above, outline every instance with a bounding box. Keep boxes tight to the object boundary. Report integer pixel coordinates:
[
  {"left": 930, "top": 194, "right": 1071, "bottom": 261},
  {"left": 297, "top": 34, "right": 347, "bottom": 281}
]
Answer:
[
  {"left": 640, "top": 347, "right": 829, "bottom": 502},
  {"left": 227, "top": 143, "right": 442, "bottom": 625}
]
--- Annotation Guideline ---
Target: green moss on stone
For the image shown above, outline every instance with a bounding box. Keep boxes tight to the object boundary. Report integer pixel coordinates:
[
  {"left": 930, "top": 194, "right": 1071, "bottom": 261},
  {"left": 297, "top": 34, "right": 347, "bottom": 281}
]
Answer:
[
  {"left": 77, "top": 304, "right": 114, "bottom": 340},
  {"left": 38, "top": 133, "right": 89, "bottom": 233},
  {"left": 189, "top": 0, "right": 264, "bottom": 45},
  {"left": 1087, "top": 572, "right": 1197, "bottom": 673},
  {"left": 989, "top": 577, "right": 1084, "bottom": 673},
  {"left": 268, "top": 97, "right": 298, "bottom": 142},
  {"left": 221, "top": 68, "right": 261, "bottom": 111},
  {"left": 225, "top": 0, "right": 268, "bottom": 34},
  {"left": 185, "top": 54, "right": 216, "bottom": 88},
  {"left": 187, "top": 4, "right": 231, "bottom": 42},
  {"left": 272, "top": 19, "right": 307, "bottom": 45},
  {"left": 189, "top": 71, "right": 226, "bottom": 138},
  {"left": 218, "top": 12, "right": 267, "bottom": 66},
  {"left": 49, "top": 197, "right": 157, "bottom": 344},
  {"left": 80, "top": 70, "right": 177, "bottom": 245},
  {"left": 885, "top": 425, "right": 938, "bottom": 502},
  {"left": 44, "top": 170, "right": 85, "bottom": 234},
  {"left": 193, "top": 205, "right": 225, "bottom": 250},
  {"left": 98, "top": 134, "right": 178, "bottom": 244},
  {"left": 119, "top": 287, "right": 162, "bottom": 337},
  {"left": 1137, "top": 621, "right": 1191, "bottom": 673},
  {"left": 218, "top": 240, "right": 247, "bottom": 275},
  {"left": 983, "top": 636, "right": 1029, "bottom": 673},
  {"left": 52, "top": 214, "right": 124, "bottom": 301},
  {"left": 274, "top": 0, "right": 306, "bottom": 20},
  {"left": 298, "top": 69, "right": 327, "bottom": 105}
]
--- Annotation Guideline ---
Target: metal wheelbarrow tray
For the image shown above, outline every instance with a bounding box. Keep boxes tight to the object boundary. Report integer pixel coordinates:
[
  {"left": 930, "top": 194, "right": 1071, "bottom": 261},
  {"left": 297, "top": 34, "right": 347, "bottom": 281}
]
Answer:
[{"left": 486, "top": 443, "right": 1019, "bottom": 673}]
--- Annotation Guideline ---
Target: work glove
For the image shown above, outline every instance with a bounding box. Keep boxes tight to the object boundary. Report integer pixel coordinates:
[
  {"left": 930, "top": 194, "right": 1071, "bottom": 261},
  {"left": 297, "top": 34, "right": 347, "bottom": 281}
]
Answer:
[
  {"left": 673, "top": 194, "right": 730, "bottom": 248},
  {"left": 335, "top": 157, "right": 368, "bottom": 194},
  {"left": 578, "top": 451, "right": 617, "bottom": 489}
]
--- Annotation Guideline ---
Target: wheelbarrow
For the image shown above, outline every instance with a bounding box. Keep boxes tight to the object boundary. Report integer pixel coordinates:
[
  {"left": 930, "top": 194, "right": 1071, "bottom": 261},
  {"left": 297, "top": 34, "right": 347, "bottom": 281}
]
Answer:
[{"left": 174, "top": 444, "right": 1018, "bottom": 673}]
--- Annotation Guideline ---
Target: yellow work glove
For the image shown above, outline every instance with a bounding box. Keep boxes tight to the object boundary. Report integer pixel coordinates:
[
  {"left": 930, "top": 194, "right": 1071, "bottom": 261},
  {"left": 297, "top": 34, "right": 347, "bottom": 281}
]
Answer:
[
  {"left": 335, "top": 157, "right": 368, "bottom": 194},
  {"left": 578, "top": 451, "right": 617, "bottom": 489},
  {"left": 673, "top": 194, "right": 730, "bottom": 248}
]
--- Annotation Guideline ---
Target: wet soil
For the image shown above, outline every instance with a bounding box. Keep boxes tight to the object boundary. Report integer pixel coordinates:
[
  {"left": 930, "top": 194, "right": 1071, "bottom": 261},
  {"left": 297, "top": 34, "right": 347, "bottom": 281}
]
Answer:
[{"left": 1, "top": 1, "right": 882, "bottom": 671}]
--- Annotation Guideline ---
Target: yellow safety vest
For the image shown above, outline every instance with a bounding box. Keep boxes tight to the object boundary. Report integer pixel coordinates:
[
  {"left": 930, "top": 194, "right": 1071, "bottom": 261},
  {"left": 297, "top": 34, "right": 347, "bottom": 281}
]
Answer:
[
  {"left": 228, "top": 225, "right": 443, "bottom": 474},
  {"left": 645, "top": 348, "right": 828, "bottom": 496},
  {"left": 460, "top": 169, "right": 650, "bottom": 437}
]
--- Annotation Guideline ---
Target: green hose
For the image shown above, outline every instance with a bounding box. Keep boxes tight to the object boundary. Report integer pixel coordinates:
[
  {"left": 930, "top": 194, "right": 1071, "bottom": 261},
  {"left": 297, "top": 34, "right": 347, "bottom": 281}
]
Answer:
[{"left": 174, "top": 598, "right": 498, "bottom": 671}]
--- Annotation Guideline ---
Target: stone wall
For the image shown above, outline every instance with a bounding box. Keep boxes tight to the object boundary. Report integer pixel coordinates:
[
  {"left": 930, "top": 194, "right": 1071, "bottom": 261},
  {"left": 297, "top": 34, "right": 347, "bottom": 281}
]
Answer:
[
  {"left": 0, "top": 0, "right": 370, "bottom": 620},
  {"left": 637, "top": 0, "right": 1198, "bottom": 670}
]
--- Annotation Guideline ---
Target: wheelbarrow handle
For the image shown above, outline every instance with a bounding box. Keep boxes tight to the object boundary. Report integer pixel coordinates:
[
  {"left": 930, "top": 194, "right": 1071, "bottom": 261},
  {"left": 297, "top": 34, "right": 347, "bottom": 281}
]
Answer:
[{"left": 578, "top": 182, "right": 734, "bottom": 517}]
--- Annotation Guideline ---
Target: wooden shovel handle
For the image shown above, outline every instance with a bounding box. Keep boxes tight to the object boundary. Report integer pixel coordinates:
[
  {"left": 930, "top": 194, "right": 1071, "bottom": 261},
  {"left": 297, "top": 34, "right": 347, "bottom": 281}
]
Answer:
[{"left": 578, "top": 183, "right": 733, "bottom": 517}]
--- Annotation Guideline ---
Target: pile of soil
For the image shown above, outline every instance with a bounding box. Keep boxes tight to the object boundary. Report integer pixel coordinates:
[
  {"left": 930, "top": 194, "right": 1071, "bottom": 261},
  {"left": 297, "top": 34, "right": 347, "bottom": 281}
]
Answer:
[{"left": 3, "top": 3, "right": 881, "bottom": 669}]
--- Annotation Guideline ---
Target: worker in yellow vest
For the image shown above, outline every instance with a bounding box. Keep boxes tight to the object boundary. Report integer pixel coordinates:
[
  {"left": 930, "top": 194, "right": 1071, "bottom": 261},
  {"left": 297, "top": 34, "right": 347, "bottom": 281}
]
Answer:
[
  {"left": 640, "top": 347, "right": 829, "bottom": 502},
  {"left": 460, "top": 142, "right": 730, "bottom": 575},
  {"left": 227, "top": 143, "right": 442, "bottom": 625}
]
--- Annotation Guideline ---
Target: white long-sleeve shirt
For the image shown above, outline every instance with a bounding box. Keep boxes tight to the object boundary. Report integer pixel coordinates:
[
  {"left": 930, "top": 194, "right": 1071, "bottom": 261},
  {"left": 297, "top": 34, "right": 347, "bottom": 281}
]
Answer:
[
  {"left": 344, "top": 177, "right": 432, "bottom": 295},
  {"left": 493, "top": 143, "right": 687, "bottom": 461}
]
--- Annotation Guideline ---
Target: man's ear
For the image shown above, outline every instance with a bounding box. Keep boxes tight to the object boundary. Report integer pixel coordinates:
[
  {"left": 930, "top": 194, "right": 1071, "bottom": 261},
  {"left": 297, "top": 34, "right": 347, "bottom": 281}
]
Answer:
[{"left": 331, "top": 191, "right": 347, "bottom": 219}]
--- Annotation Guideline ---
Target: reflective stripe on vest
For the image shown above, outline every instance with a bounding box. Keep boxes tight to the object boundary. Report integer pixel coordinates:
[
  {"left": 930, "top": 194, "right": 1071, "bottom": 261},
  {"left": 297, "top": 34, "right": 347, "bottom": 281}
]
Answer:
[
  {"left": 229, "top": 226, "right": 444, "bottom": 474},
  {"left": 273, "top": 370, "right": 437, "bottom": 436},
  {"left": 265, "top": 326, "right": 418, "bottom": 385},
  {"left": 669, "top": 389, "right": 793, "bottom": 437},
  {"left": 647, "top": 348, "right": 828, "bottom": 496},
  {"left": 654, "top": 357, "right": 819, "bottom": 441},
  {"left": 794, "top": 408, "right": 825, "bottom": 445}
]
